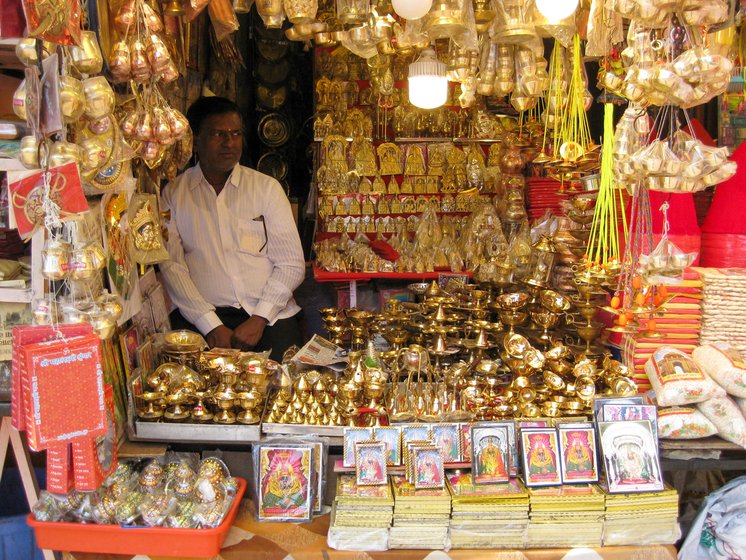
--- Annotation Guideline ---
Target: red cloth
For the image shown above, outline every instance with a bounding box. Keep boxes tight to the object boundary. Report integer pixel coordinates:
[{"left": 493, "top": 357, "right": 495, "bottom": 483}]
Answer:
[{"left": 702, "top": 141, "right": 746, "bottom": 234}]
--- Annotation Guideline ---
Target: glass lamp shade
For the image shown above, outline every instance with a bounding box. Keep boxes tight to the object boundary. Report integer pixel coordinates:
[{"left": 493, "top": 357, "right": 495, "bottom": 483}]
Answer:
[
  {"left": 392, "top": 0, "right": 433, "bottom": 20},
  {"left": 408, "top": 48, "right": 448, "bottom": 109},
  {"left": 535, "top": 0, "right": 578, "bottom": 21}
]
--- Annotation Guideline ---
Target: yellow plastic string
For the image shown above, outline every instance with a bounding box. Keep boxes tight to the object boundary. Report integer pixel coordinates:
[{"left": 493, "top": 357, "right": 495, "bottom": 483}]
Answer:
[
  {"left": 587, "top": 103, "right": 625, "bottom": 266},
  {"left": 560, "top": 34, "right": 592, "bottom": 154}
]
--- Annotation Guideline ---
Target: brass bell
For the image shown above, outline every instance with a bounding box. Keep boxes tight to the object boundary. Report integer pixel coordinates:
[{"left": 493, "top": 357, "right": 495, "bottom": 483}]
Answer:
[{"left": 162, "top": 0, "right": 185, "bottom": 16}]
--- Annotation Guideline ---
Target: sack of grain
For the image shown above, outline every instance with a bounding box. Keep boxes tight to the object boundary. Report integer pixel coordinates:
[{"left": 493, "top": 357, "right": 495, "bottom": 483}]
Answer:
[
  {"left": 657, "top": 406, "right": 718, "bottom": 439},
  {"left": 692, "top": 344, "right": 746, "bottom": 398},
  {"left": 696, "top": 395, "right": 746, "bottom": 448},
  {"left": 644, "top": 347, "right": 726, "bottom": 407}
]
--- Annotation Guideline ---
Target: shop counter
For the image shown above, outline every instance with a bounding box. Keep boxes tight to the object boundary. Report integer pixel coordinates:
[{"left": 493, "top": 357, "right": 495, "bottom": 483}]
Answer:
[{"left": 60, "top": 499, "right": 678, "bottom": 560}]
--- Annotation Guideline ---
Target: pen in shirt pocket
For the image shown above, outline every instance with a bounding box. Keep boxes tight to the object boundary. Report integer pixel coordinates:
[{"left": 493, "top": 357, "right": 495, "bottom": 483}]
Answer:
[{"left": 253, "top": 215, "right": 267, "bottom": 252}]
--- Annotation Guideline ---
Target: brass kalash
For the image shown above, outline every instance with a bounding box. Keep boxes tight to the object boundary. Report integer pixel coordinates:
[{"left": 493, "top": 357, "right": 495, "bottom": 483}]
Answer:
[
  {"left": 271, "top": 274, "right": 638, "bottom": 427},
  {"left": 135, "top": 330, "right": 274, "bottom": 425}
]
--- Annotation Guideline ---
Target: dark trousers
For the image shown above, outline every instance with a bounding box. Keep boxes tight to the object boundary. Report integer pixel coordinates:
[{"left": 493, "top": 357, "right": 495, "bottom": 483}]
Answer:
[{"left": 169, "top": 307, "right": 303, "bottom": 362}]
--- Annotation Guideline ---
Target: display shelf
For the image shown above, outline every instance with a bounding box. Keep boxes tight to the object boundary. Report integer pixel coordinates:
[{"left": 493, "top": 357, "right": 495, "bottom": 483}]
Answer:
[
  {"left": 313, "top": 265, "right": 466, "bottom": 283},
  {"left": 262, "top": 421, "right": 344, "bottom": 444},
  {"left": 132, "top": 420, "right": 261, "bottom": 444}
]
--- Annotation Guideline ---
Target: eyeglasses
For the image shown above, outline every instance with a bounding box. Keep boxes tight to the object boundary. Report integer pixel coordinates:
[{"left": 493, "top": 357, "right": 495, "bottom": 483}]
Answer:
[{"left": 204, "top": 129, "right": 244, "bottom": 140}]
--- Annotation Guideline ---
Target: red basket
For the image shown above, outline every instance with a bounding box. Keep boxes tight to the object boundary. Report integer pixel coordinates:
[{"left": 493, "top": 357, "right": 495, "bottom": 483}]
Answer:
[{"left": 27, "top": 477, "right": 246, "bottom": 558}]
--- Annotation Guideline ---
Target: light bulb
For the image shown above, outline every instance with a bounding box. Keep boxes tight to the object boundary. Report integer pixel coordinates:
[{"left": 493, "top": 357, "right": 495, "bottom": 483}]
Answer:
[
  {"left": 392, "top": 0, "right": 433, "bottom": 20},
  {"left": 408, "top": 48, "right": 448, "bottom": 109},
  {"left": 535, "top": 0, "right": 578, "bottom": 21}
]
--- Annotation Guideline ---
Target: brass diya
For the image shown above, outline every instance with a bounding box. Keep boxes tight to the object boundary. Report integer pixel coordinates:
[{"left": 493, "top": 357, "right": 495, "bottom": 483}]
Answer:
[{"left": 137, "top": 392, "right": 165, "bottom": 421}]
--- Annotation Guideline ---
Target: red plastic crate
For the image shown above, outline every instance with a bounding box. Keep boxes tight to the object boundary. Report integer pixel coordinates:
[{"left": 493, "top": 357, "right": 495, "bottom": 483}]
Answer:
[{"left": 27, "top": 477, "right": 246, "bottom": 558}]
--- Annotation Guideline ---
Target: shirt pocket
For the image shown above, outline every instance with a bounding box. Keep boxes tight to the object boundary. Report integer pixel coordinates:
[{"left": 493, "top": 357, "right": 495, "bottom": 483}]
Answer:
[{"left": 237, "top": 220, "right": 267, "bottom": 256}]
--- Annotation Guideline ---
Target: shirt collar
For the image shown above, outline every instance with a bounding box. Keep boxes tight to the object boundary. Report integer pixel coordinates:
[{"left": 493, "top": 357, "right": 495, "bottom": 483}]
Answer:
[{"left": 192, "top": 163, "right": 241, "bottom": 191}]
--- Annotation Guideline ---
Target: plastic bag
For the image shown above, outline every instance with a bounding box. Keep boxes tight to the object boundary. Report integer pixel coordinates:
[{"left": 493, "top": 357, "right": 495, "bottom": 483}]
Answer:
[
  {"left": 693, "top": 344, "right": 746, "bottom": 398},
  {"left": 678, "top": 475, "right": 746, "bottom": 560}
]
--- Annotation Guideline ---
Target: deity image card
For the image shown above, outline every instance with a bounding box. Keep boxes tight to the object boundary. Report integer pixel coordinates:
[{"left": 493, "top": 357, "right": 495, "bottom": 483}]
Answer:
[
  {"left": 558, "top": 425, "right": 599, "bottom": 484},
  {"left": 431, "top": 423, "right": 461, "bottom": 464},
  {"left": 521, "top": 428, "right": 562, "bottom": 487},
  {"left": 343, "top": 427, "right": 373, "bottom": 467},
  {"left": 592, "top": 396, "right": 643, "bottom": 423},
  {"left": 599, "top": 420, "right": 664, "bottom": 494},
  {"left": 355, "top": 441, "right": 388, "bottom": 486},
  {"left": 404, "top": 440, "right": 431, "bottom": 484},
  {"left": 471, "top": 424, "right": 510, "bottom": 484},
  {"left": 413, "top": 446, "right": 445, "bottom": 489},
  {"left": 491, "top": 420, "right": 518, "bottom": 477},
  {"left": 257, "top": 446, "right": 313, "bottom": 521},
  {"left": 373, "top": 426, "right": 402, "bottom": 466}
]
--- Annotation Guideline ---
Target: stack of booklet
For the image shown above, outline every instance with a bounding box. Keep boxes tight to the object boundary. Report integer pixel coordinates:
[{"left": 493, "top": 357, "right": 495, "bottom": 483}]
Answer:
[
  {"left": 388, "top": 475, "right": 451, "bottom": 549},
  {"left": 447, "top": 473, "right": 529, "bottom": 549},
  {"left": 526, "top": 484, "right": 605, "bottom": 548},
  {"left": 601, "top": 482, "right": 681, "bottom": 545},
  {"left": 327, "top": 474, "right": 393, "bottom": 551}
]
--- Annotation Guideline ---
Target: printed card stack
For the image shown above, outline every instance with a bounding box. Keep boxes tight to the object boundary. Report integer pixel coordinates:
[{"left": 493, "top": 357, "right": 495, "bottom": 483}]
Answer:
[
  {"left": 622, "top": 270, "right": 703, "bottom": 391},
  {"left": 11, "top": 325, "right": 115, "bottom": 493},
  {"left": 526, "top": 484, "right": 605, "bottom": 548},
  {"left": 601, "top": 482, "right": 681, "bottom": 545},
  {"left": 697, "top": 268, "right": 746, "bottom": 355},
  {"left": 447, "top": 473, "right": 529, "bottom": 549},
  {"left": 327, "top": 474, "right": 392, "bottom": 551},
  {"left": 388, "top": 475, "right": 450, "bottom": 549}
]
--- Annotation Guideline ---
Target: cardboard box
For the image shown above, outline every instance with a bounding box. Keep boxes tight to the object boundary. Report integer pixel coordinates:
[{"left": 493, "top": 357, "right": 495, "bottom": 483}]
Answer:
[{"left": 46, "top": 444, "right": 74, "bottom": 494}]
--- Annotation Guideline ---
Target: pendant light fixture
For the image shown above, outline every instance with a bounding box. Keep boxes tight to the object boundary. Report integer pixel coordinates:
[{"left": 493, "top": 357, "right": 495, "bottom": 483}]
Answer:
[
  {"left": 408, "top": 47, "right": 448, "bottom": 109},
  {"left": 392, "top": 0, "right": 433, "bottom": 20},
  {"left": 535, "top": 0, "right": 579, "bottom": 21}
]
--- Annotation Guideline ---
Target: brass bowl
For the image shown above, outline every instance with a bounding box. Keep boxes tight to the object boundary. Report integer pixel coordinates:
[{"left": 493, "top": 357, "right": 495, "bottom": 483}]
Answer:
[{"left": 164, "top": 330, "right": 206, "bottom": 352}]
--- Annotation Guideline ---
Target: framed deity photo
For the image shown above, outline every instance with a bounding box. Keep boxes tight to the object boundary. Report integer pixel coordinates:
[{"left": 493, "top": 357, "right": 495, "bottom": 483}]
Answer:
[
  {"left": 412, "top": 446, "right": 445, "bottom": 489},
  {"left": 343, "top": 427, "right": 373, "bottom": 467},
  {"left": 520, "top": 428, "right": 562, "bottom": 487},
  {"left": 598, "top": 420, "right": 664, "bottom": 493},
  {"left": 257, "top": 445, "right": 313, "bottom": 521},
  {"left": 471, "top": 424, "right": 511, "bottom": 484},
  {"left": 460, "top": 423, "right": 474, "bottom": 462},
  {"left": 355, "top": 441, "right": 388, "bottom": 486},
  {"left": 373, "top": 426, "right": 402, "bottom": 466},
  {"left": 558, "top": 425, "right": 599, "bottom": 484},
  {"left": 431, "top": 423, "right": 461, "bottom": 464}
]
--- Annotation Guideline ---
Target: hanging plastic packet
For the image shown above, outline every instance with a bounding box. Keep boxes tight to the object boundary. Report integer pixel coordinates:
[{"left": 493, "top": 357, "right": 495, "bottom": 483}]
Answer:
[
  {"left": 22, "top": 0, "right": 82, "bottom": 45},
  {"left": 128, "top": 192, "right": 169, "bottom": 265}
]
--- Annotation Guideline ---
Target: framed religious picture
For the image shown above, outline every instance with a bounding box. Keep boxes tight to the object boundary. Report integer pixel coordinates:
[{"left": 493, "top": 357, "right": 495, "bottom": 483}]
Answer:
[
  {"left": 412, "top": 446, "right": 445, "bottom": 489},
  {"left": 343, "top": 427, "right": 373, "bottom": 467},
  {"left": 521, "top": 428, "right": 562, "bottom": 487},
  {"left": 373, "top": 426, "right": 402, "bottom": 466},
  {"left": 118, "top": 324, "right": 140, "bottom": 382},
  {"left": 401, "top": 423, "right": 431, "bottom": 447},
  {"left": 404, "top": 440, "right": 431, "bottom": 484},
  {"left": 256, "top": 445, "right": 313, "bottom": 521},
  {"left": 431, "top": 423, "right": 461, "bottom": 464},
  {"left": 598, "top": 420, "right": 665, "bottom": 493},
  {"left": 491, "top": 420, "right": 518, "bottom": 477},
  {"left": 460, "top": 423, "right": 474, "bottom": 462},
  {"left": 309, "top": 440, "right": 325, "bottom": 514},
  {"left": 558, "top": 424, "right": 599, "bottom": 484},
  {"left": 592, "top": 396, "right": 643, "bottom": 423},
  {"left": 355, "top": 441, "right": 388, "bottom": 486},
  {"left": 602, "top": 403, "right": 659, "bottom": 437},
  {"left": 135, "top": 339, "right": 155, "bottom": 377},
  {"left": 471, "top": 424, "right": 510, "bottom": 484}
]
